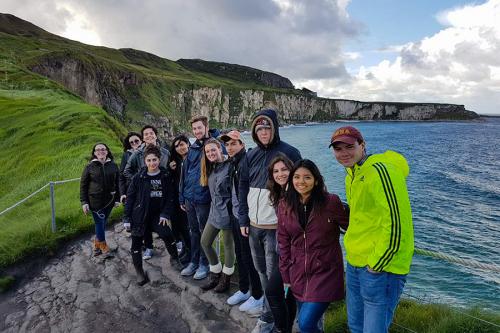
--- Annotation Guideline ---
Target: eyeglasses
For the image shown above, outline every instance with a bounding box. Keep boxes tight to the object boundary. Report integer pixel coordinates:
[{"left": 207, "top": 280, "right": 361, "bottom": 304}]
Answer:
[
  {"left": 129, "top": 139, "right": 141, "bottom": 144},
  {"left": 95, "top": 148, "right": 107, "bottom": 152}
]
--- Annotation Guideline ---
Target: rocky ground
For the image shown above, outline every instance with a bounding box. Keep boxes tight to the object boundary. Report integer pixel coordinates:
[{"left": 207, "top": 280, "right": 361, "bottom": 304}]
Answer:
[{"left": 0, "top": 224, "right": 256, "bottom": 333}]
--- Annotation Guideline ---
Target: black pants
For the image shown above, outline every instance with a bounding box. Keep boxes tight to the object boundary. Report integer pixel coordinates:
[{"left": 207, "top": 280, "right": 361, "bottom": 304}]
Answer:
[
  {"left": 231, "top": 216, "right": 263, "bottom": 299},
  {"left": 266, "top": 266, "right": 297, "bottom": 333},
  {"left": 131, "top": 215, "right": 176, "bottom": 256},
  {"left": 171, "top": 206, "right": 191, "bottom": 252}
]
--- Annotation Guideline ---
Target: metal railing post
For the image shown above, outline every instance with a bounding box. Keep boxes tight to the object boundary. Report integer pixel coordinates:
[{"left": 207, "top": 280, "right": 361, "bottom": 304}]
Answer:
[{"left": 50, "top": 181, "right": 56, "bottom": 232}]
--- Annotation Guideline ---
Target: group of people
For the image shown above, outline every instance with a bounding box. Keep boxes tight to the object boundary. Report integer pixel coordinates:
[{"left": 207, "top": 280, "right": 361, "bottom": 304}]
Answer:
[{"left": 80, "top": 108, "right": 414, "bottom": 333}]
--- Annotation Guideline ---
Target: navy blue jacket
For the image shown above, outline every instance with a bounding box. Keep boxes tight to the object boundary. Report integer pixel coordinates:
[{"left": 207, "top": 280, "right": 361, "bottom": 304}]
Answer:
[
  {"left": 179, "top": 128, "right": 221, "bottom": 205},
  {"left": 238, "top": 109, "right": 302, "bottom": 228}
]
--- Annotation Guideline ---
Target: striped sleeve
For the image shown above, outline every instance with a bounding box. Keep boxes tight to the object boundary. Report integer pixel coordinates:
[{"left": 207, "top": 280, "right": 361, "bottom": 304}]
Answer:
[{"left": 367, "top": 162, "right": 402, "bottom": 271}]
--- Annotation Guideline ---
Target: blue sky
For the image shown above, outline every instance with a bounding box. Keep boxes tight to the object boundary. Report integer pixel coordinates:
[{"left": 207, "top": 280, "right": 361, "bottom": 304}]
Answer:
[
  {"left": 2, "top": 0, "right": 499, "bottom": 114},
  {"left": 345, "top": 0, "right": 478, "bottom": 69}
]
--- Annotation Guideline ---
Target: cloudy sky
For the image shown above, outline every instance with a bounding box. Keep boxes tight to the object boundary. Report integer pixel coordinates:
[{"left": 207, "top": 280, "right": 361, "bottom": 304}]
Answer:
[{"left": 3, "top": 0, "right": 500, "bottom": 114}]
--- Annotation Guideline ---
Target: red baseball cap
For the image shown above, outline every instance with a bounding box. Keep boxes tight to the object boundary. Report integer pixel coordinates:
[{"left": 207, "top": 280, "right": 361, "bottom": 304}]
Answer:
[{"left": 329, "top": 126, "right": 364, "bottom": 147}]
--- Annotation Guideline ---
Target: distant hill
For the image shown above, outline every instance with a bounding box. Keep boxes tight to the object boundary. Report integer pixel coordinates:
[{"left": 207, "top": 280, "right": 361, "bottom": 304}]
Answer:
[
  {"left": 177, "top": 58, "right": 294, "bottom": 89},
  {"left": 0, "top": 13, "right": 478, "bottom": 140}
]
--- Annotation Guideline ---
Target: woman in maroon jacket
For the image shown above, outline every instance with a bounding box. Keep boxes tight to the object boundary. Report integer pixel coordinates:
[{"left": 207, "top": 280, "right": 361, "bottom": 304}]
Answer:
[{"left": 277, "top": 159, "right": 349, "bottom": 333}]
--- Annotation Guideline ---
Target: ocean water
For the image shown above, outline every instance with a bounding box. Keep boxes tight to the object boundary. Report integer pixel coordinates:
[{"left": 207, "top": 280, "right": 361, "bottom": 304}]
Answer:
[{"left": 241, "top": 117, "right": 500, "bottom": 312}]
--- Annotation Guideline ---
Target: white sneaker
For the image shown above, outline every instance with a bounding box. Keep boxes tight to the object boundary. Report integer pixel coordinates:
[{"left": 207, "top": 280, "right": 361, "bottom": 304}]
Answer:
[
  {"left": 227, "top": 290, "right": 251, "bottom": 305},
  {"left": 250, "top": 319, "right": 274, "bottom": 333},
  {"left": 176, "top": 241, "right": 183, "bottom": 254},
  {"left": 142, "top": 248, "right": 153, "bottom": 260},
  {"left": 239, "top": 296, "right": 263, "bottom": 312}
]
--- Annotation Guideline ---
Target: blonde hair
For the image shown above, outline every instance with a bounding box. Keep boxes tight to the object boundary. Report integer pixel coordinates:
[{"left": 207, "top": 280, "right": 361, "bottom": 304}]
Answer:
[{"left": 200, "top": 138, "right": 222, "bottom": 186}]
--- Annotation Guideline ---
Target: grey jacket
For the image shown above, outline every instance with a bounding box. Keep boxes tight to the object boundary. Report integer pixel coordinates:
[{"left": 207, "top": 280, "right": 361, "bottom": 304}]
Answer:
[
  {"left": 123, "top": 143, "right": 170, "bottom": 182},
  {"left": 207, "top": 159, "right": 232, "bottom": 230}
]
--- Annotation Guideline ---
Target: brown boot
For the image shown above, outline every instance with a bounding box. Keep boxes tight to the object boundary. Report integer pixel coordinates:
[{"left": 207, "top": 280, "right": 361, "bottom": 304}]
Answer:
[
  {"left": 214, "top": 273, "right": 231, "bottom": 293},
  {"left": 99, "top": 241, "right": 113, "bottom": 259},
  {"left": 93, "top": 239, "right": 102, "bottom": 256},
  {"left": 200, "top": 272, "right": 221, "bottom": 291}
]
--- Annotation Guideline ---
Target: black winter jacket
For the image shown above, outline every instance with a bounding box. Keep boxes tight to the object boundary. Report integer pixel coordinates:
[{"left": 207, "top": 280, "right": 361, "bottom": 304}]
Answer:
[
  {"left": 124, "top": 167, "right": 174, "bottom": 237},
  {"left": 80, "top": 159, "right": 120, "bottom": 211}
]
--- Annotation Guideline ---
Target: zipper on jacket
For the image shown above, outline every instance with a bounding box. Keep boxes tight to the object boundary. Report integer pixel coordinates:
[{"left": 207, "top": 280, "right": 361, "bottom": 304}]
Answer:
[
  {"left": 256, "top": 188, "right": 261, "bottom": 224},
  {"left": 349, "top": 167, "right": 355, "bottom": 199},
  {"left": 304, "top": 230, "right": 309, "bottom": 298},
  {"left": 302, "top": 203, "right": 315, "bottom": 299}
]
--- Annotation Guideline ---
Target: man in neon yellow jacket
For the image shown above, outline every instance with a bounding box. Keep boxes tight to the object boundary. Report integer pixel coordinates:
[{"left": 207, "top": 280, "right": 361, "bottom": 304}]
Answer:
[{"left": 330, "top": 126, "right": 414, "bottom": 333}]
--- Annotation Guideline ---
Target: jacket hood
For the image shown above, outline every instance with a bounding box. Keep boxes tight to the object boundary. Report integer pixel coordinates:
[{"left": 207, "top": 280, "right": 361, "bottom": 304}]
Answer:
[
  {"left": 209, "top": 128, "right": 221, "bottom": 138},
  {"left": 251, "top": 109, "right": 280, "bottom": 148},
  {"left": 364, "top": 150, "right": 410, "bottom": 177}
]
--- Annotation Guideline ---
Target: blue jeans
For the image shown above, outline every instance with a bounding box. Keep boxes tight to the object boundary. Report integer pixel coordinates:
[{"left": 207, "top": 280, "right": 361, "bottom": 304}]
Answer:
[
  {"left": 296, "top": 301, "right": 329, "bottom": 333},
  {"left": 249, "top": 226, "right": 278, "bottom": 323},
  {"left": 346, "top": 263, "right": 406, "bottom": 333},
  {"left": 185, "top": 200, "right": 209, "bottom": 267},
  {"left": 91, "top": 205, "right": 113, "bottom": 242}
]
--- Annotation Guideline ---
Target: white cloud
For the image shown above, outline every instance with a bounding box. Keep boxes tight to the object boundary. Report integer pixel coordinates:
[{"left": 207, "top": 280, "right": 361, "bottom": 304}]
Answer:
[
  {"left": 309, "top": 0, "right": 500, "bottom": 114},
  {"left": 56, "top": 3, "right": 101, "bottom": 45},
  {"left": 1, "top": 0, "right": 361, "bottom": 81}
]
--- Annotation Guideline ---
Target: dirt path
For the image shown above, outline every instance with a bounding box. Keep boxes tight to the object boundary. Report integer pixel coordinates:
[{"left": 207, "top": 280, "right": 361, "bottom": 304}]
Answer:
[{"left": 0, "top": 224, "right": 255, "bottom": 333}]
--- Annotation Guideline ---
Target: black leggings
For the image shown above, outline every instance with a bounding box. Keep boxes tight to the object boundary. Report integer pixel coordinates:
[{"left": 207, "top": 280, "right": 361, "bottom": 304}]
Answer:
[
  {"left": 131, "top": 216, "right": 177, "bottom": 257},
  {"left": 231, "top": 216, "right": 263, "bottom": 299},
  {"left": 266, "top": 266, "right": 297, "bottom": 333}
]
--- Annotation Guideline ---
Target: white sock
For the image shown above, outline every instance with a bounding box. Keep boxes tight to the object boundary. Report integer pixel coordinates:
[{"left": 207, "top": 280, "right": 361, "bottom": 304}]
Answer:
[
  {"left": 210, "top": 262, "right": 222, "bottom": 273},
  {"left": 222, "top": 265, "right": 234, "bottom": 275}
]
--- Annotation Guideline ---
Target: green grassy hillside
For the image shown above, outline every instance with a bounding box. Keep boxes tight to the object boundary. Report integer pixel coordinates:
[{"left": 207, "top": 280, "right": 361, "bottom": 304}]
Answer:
[{"left": 0, "top": 58, "right": 126, "bottom": 267}]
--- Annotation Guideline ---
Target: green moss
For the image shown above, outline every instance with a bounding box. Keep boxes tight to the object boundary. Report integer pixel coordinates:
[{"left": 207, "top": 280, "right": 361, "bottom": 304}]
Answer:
[{"left": 0, "top": 275, "right": 15, "bottom": 293}]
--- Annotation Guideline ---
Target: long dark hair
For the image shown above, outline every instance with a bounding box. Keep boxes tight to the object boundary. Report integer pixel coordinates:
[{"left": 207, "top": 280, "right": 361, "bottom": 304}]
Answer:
[
  {"left": 89, "top": 142, "right": 114, "bottom": 161},
  {"left": 200, "top": 138, "right": 222, "bottom": 186},
  {"left": 122, "top": 132, "right": 142, "bottom": 151},
  {"left": 266, "top": 153, "right": 294, "bottom": 207},
  {"left": 284, "top": 159, "right": 327, "bottom": 216},
  {"left": 169, "top": 134, "right": 190, "bottom": 162}
]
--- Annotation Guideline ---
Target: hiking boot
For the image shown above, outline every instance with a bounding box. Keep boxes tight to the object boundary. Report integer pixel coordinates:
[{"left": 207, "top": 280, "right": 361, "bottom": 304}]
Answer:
[
  {"left": 99, "top": 241, "right": 113, "bottom": 259},
  {"left": 93, "top": 239, "right": 102, "bottom": 257},
  {"left": 214, "top": 273, "right": 231, "bottom": 293},
  {"left": 200, "top": 272, "right": 221, "bottom": 291},
  {"left": 142, "top": 248, "right": 153, "bottom": 260},
  {"left": 227, "top": 290, "right": 251, "bottom": 305}
]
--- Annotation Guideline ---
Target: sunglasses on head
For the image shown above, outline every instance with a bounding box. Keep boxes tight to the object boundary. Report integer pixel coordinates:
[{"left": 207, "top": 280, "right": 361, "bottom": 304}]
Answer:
[
  {"left": 174, "top": 141, "right": 186, "bottom": 148},
  {"left": 129, "top": 139, "right": 141, "bottom": 144}
]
